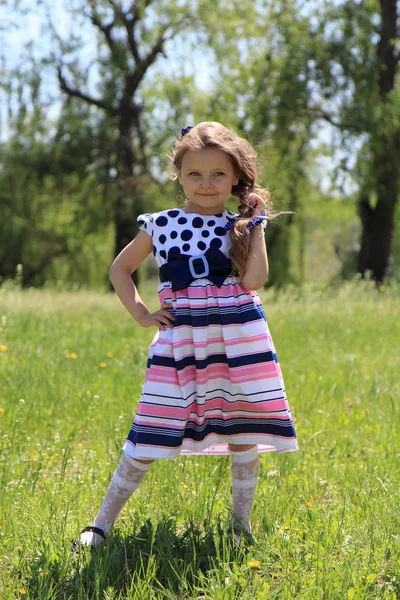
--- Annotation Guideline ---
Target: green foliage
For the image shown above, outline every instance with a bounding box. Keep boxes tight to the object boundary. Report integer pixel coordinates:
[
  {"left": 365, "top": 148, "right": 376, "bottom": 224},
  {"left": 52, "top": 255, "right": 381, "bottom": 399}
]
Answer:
[
  {"left": 0, "top": 284, "right": 399, "bottom": 598},
  {"left": 2, "top": 0, "right": 399, "bottom": 288}
]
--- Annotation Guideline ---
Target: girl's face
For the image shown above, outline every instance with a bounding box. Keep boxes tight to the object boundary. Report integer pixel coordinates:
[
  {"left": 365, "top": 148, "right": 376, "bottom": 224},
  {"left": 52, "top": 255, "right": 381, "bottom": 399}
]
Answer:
[{"left": 178, "top": 148, "right": 239, "bottom": 215}]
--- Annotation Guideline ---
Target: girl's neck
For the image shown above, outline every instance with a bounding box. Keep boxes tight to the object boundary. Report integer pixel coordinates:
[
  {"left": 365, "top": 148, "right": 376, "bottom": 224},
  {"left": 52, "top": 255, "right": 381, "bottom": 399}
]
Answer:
[{"left": 182, "top": 204, "right": 226, "bottom": 216}]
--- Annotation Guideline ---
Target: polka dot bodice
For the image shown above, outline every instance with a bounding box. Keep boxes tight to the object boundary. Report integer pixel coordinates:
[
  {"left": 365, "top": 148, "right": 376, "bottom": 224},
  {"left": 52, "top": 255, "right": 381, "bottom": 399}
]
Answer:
[{"left": 138, "top": 208, "right": 238, "bottom": 267}]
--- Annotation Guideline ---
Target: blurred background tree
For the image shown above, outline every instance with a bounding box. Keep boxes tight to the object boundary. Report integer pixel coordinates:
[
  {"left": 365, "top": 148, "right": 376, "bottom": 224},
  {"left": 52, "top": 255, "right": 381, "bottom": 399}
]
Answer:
[{"left": 0, "top": 0, "right": 398, "bottom": 288}]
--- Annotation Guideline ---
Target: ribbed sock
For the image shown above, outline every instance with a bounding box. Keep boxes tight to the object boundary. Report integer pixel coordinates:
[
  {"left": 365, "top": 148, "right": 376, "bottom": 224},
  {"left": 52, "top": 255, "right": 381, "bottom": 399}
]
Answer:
[
  {"left": 80, "top": 453, "right": 153, "bottom": 546},
  {"left": 230, "top": 446, "right": 260, "bottom": 533}
]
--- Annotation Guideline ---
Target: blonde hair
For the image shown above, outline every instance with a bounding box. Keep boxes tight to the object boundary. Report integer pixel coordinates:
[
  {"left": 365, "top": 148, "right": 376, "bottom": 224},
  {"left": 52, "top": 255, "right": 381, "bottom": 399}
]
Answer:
[{"left": 170, "top": 121, "right": 273, "bottom": 280}]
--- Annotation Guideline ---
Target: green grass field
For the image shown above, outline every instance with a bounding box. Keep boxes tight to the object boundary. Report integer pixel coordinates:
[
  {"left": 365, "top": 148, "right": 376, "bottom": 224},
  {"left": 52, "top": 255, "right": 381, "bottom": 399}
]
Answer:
[{"left": 0, "top": 281, "right": 399, "bottom": 599}]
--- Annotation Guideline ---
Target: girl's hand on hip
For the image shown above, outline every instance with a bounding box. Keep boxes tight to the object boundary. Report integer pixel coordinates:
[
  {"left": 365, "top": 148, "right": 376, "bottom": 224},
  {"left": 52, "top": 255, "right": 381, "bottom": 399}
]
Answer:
[
  {"left": 138, "top": 303, "right": 174, "bottom": 330},
  {"left": 246, "top": 193, "right": 266, "bottom": 217}
]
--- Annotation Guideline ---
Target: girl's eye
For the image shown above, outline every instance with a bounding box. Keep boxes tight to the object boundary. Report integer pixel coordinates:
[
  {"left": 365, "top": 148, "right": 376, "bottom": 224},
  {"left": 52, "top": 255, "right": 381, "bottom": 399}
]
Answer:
[{"left": 187, "top": 172, "right": 225, "bottom": 176}]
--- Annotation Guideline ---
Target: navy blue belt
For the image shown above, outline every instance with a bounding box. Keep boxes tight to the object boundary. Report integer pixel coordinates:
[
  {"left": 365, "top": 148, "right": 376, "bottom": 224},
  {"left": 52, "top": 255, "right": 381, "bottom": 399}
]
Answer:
[{"left": 159, "top": 248, "right": 233, "bottom": 292}]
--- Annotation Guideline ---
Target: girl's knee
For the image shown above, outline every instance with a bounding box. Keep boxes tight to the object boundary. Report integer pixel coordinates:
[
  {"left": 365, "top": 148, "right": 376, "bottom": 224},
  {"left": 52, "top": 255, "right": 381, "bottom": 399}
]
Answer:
[
  {"left": 228, "top": 443, "right": 258, "bottom": 453},
  {"left": 229, "top": 445, "right": 259, "bottom": 464},
  {"left": 123, "top": 453, "right": 155, "bottom": 471}
]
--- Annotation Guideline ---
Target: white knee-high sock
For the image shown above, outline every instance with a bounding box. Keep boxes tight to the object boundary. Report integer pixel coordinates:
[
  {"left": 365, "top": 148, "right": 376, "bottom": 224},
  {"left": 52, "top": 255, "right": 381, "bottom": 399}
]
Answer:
[
  {"left": 230, "top": 446, "right": 260, "bottom": 533},
  {"left": 80, "top": 453, "right": 153, "bottom": 546}
]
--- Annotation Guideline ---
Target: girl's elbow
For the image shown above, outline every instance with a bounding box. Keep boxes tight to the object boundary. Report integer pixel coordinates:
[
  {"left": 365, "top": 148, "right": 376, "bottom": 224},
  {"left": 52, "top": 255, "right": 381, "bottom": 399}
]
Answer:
[
  {"left": 109, "top": 261, "right": 136, "bottom": 282},
  {"left": 109, "top": 262, "right": 118, "bottom": 280},
  {"left": 242, "top": 274, "right": 268, "bottom": 290},
  {"left": 109, "top": 262, "right": 125, "bottom": 282}
]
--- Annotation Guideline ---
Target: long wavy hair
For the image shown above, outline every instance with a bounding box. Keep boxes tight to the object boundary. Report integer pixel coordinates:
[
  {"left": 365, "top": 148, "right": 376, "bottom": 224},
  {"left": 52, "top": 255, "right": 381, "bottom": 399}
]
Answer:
[{"left": 170, "top": 121, "right": 273, "bottom": 280}]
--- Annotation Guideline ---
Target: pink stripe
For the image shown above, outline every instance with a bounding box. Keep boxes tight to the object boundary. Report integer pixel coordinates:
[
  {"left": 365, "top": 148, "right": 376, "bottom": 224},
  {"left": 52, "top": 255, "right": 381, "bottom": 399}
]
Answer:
[
  {"left": 159, "top": 283, "right": 255, "bottom": 301},
  {"left": 146, "top": 362, "right": 279, "bottom": 386},
  {"left": 169, "top": 333, "right": 271, "bottom": 350},
  {"left": 136, "top": 398, "right": 288, "bottom": 419},
  {"left": 166, "top": 298, "right": 255, "bottom": 310}
]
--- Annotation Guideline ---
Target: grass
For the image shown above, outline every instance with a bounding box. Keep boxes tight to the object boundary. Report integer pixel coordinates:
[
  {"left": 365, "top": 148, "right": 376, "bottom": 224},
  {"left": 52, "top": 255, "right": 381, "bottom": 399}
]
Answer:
[{"left": 0, "top": 280, "right": 399, "bottom": 599}]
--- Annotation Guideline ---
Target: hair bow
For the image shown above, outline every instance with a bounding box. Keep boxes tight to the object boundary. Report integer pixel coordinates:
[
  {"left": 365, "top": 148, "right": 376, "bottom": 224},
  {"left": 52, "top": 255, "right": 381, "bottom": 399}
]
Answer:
[{"left": 181, "top": 125, "right": 193, "bottom": 137}]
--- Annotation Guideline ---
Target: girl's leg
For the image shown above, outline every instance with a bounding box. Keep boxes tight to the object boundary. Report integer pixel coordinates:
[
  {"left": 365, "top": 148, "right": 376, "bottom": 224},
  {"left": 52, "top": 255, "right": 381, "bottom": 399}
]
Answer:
[
  {"left": 80, "top": 453, "right": 154, "bottom": 546},
  {"left": 228, "top": 444, "right": 259, "bottom": 534}
]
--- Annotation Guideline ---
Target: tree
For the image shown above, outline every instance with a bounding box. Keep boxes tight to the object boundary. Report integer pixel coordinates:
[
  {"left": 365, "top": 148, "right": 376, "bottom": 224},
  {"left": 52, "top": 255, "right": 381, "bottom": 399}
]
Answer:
[
  {"left": 196, "top": 0, "right": 317, "bottom": 285},
  {"left": 50, "top": 0, "right": 203, "bottom": 283},
  {"left": 206, "top": 0, "right": 400, "bottom": 284},
  {"left": 358, "top": 0, "right": 400, "bottom": 280},
  {"left": 308, "top": 0, "right": 400, "bottom": 282}
]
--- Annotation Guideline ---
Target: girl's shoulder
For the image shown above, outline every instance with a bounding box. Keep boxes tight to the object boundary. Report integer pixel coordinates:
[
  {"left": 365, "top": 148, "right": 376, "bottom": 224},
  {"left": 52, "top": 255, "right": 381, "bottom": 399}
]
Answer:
[
  {"left": 137, "top": 208, "right": 184, "bottom": 237},
  {"left": 137, "top": 208, "right": 182, "bottom": 223}
]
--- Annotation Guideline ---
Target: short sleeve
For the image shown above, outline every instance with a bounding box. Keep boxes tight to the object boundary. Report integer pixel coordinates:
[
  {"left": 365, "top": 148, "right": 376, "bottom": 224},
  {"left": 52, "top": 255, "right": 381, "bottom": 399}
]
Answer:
[{"left": 137, "top": 213, "right": 154, "bottom": 237}]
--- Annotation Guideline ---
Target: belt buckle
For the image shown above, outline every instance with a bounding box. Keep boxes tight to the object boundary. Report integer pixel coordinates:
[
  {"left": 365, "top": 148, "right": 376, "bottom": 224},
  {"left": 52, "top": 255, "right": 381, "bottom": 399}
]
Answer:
[{"left": 188, "top": 254, "right": 209, "bottom": 279}]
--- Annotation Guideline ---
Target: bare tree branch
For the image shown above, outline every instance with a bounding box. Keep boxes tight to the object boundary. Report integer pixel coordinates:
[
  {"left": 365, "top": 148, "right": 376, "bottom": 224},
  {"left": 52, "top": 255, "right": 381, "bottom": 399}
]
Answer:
[
  {"left": 120, "top": 6, "right": 141, "bottom": 63},
  {"left": 311, "top": 108, "right": 363, "bottom": 133},
  {"left": 57, "top": 66, "right": 116, "bottom": 114},
  {"left": 90, "top": 10, "right": 116, "bottom": 53},
  {"left": 88, "top": 2, "right": 131, "bottom": 72},
  {"left": 106, "top": 0, "right": 126, "bottom": 18},
  {"left": 131, "top": 102, "right": 148, "bottom": 170},
  {"left": 129, "top": 0, "right": 154, "bottom": 27},
  {"left": 125, "top": 21, "right": 140, "bottom": 63},
  {"left": 125, "top": 26, "right": 169, "bottom": 96}
]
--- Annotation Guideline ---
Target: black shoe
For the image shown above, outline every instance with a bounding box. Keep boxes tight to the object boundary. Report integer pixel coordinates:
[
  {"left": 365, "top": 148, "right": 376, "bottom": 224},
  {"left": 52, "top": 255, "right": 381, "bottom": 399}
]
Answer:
[
  {"left": 227, "top": 521, "right": 256, "bottom": 547},
  {"left": 71, "top": 525, "right": 107, "bottom": 552}
]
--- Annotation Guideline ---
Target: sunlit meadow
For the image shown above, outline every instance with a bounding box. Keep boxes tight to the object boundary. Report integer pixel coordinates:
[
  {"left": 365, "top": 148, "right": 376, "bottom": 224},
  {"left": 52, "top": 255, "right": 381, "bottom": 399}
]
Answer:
[{"left": 0, "top": 280, "right": 399, "bottom": 599}]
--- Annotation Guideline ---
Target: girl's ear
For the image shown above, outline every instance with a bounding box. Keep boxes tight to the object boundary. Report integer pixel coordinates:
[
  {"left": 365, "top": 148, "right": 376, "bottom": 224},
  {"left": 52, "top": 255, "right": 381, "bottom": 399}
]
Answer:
[
  {"left": 178, "top": 171, "right": 183, "bottom": 185},
  {"left": 233, "top": 174, "right": 239, "bottom": 186}
]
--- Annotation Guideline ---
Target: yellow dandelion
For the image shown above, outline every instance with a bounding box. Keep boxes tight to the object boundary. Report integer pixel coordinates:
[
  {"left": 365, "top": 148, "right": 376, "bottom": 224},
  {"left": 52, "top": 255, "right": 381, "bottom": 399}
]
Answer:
[
  {"left": 247, "top": 560, "right": 261, "bottom": 569},
  {"left": 99, "top": 362, "right": 107, "bottom": 368},
  {"left": 19, "top": 589, "right": 27, "bottom": 595},
  {"left": 306, "top": 501, "right": 313, "bottom": 508},
  {"left": 0, "top": 407, "right": 5, "bottom": 413},
  {"left": 70, "top": 353, "right": 78, "bottom": 359},
  {"left": 344, "top": 410, "right": 348, "bottom": 416},
  {"left": 64, "top": 349, "right": 70, "bottom": 356},
  {"left": 106, "top": 351, "right": 113, "bottom": 358},
  {"left": 0, "top": 344, "right": 7, "bottom": 351},
  {"left": 345, "top": 397, "right": 351, "bottom": 403},
  {"left": 378, "top": 285, "right": 385, "bottom": 293}
]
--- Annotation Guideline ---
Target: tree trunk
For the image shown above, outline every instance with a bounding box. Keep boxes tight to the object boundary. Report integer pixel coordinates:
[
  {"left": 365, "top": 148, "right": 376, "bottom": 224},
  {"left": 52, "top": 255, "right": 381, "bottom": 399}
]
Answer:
[
  {"left": 358, "top": 166, "right": 397, "bottom": 281},
  {"left": 358, "top": 0, "right": 399, "bottom": 282},
  {"left": 113, "top": 103, "right": 141, "bottom": 286}
]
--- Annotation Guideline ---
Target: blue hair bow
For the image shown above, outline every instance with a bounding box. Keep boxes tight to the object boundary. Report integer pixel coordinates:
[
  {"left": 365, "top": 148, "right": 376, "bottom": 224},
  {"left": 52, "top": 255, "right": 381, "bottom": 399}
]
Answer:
[{"left": 181, "top": 125, "right": 193, "bottom": 137}]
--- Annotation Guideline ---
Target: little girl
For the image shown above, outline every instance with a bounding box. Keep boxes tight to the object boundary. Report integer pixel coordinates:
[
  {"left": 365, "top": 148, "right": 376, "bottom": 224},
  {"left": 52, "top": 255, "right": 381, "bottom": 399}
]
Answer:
[{"left": 79, "top": 121, "right": 298, "bottom": 547}]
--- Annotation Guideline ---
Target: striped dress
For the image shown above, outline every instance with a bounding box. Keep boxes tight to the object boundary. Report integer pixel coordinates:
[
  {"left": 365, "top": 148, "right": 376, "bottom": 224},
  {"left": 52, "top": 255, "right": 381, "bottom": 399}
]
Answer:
[{"left": 123, "top": 208, "right": 298, "bottom": 459}]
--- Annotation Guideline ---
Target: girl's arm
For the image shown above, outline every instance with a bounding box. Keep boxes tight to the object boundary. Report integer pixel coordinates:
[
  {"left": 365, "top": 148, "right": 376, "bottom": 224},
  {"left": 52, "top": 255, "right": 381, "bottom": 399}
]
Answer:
[
  {"left": 241, "top": 193, "right": 269, "bottom": 291},
  {"left": 241, "top": 225, "right": 269, "bottom": 290},
  {"left": 109, "top": 231, "right": 174, "bottom": 330}
]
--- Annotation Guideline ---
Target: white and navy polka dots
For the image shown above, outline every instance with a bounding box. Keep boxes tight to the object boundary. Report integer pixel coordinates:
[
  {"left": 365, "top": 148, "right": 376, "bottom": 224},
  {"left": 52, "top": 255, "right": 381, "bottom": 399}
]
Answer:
[{"left": 138, "top": 208, "right": 238, "bottom": 267}]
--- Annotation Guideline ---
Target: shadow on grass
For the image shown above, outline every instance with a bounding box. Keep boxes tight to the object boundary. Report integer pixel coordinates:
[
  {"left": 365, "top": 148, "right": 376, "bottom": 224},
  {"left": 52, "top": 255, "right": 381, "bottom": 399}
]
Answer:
[{"left": 24, "top": 517, "right": 249, "bottom": 599}]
